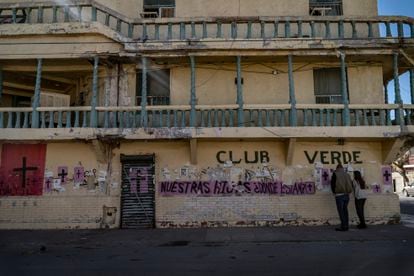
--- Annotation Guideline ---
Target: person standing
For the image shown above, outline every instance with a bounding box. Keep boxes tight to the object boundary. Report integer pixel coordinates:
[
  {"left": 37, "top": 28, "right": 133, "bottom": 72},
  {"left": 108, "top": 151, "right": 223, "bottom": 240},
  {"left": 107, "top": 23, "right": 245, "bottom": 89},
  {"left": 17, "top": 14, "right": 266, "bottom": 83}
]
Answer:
[
  {"left": 352, "top": 170, "right": 367, "bottom": 229},
  {"left": 331, "top": 164, "right": 353, "bottom": 231}
]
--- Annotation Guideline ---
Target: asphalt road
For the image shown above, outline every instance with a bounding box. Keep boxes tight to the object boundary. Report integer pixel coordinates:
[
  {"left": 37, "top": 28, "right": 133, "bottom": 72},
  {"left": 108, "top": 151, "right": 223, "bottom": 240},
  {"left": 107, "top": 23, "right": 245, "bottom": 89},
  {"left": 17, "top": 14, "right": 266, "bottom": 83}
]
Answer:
[
  {"left": 400, "top": 195, "right": 414, "bottom": 215},
  {"left": 0, "top": 195, "right": 413, "bottom": 276},
  {"left": 1, "top": 224, "right": 414, "bottom": 276}
]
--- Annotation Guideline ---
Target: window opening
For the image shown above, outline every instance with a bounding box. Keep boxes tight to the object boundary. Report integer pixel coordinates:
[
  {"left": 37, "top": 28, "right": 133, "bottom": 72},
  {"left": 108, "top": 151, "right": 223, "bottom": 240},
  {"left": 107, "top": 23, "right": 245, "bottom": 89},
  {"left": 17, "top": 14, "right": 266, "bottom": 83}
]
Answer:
[
  {"left": 142, "top": 0, "right": 175, "bottom": 18},
  {"left": 136, "top": 69, "right": 170, "bottom": 106},
  {"left": 309, "top": 0, "right": 343, "bottom": 16},
  {"left": 313, "top": 68, "right": 347, "bottom": 104}
]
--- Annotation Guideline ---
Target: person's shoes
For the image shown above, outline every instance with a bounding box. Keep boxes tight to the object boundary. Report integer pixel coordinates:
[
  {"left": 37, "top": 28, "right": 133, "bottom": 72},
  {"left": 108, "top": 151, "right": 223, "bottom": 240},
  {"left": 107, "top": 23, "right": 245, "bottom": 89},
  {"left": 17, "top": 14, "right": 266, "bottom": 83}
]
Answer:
[
  {"left": 357, "top": 224, "right": 367, "bottom": 229},
  {"left": 335, "top": 227, "right": 348, "bottom": 231}
]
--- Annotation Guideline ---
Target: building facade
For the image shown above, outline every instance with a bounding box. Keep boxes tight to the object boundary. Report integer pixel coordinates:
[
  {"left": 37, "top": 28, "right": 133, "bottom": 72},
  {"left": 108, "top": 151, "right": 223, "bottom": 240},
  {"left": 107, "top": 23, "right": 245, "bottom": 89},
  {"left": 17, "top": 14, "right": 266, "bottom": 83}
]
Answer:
[{"left": 0, "top": 0, "right": 413, "bottom": 229}]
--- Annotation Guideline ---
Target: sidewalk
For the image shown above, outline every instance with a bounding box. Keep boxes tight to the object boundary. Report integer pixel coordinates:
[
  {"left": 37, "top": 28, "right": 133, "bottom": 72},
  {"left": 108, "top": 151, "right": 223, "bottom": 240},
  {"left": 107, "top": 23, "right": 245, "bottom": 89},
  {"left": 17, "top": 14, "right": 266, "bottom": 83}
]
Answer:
[
  {"left": 1, "top": 225, "right": 413, "bottom": 276},
  {"left": 1, "top": 224, "right": 413, "bottom": 249}
]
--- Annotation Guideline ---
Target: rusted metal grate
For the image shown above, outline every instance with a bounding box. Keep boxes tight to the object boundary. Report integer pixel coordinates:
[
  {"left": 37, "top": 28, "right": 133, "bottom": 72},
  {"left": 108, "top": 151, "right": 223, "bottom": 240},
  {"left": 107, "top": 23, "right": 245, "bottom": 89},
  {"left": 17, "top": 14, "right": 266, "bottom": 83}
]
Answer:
[{"left": 120, "top": 155, "right": 155, "bottom": 229}]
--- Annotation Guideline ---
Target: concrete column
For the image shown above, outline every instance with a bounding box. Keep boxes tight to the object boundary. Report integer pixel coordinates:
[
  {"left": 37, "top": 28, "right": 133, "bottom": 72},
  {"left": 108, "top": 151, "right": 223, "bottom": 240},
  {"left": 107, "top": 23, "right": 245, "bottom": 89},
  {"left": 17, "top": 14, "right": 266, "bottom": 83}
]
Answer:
[
  {"left": 141, "top": 56, "right": 148, "bottom": 127},
  {"left": 236, "top": 56, "right": 244, "bottom": 126},
  {"left": 90, "top": 56, "right": 99, "bottom": 128},
  {"left": 189, "top": 56, "right": 197, "bottom": 127},
  {"left": 384, "top": 82, "right": 389, "bottom": 104},
  {"left": 393, "top": 53, "right": 402, "bottom": 105},
  {"left": 393, "top": 52, "right": 404, "bottom": 126},
  {"left": 0, "top": 68, "right": 3, "bottom": 103},
  {"left": 340, "top": 53, "right": 350, "bottom": 126},
  {"left": 410, "top": 69, "right": 414, "bottom": 104},
  {"left": 31, "top": 58, "right": 42, "bottom": 128},
  {"left": 288, "top": 55, "right": 297, "bottom": 127}
]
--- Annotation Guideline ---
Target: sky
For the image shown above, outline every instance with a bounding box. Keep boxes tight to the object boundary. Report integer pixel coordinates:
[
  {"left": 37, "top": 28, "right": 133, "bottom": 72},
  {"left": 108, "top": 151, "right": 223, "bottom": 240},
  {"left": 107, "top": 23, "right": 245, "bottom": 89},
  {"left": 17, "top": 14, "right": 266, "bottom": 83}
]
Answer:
[{"left": 378, "top": 0, "right": 414, "bottom": 103}]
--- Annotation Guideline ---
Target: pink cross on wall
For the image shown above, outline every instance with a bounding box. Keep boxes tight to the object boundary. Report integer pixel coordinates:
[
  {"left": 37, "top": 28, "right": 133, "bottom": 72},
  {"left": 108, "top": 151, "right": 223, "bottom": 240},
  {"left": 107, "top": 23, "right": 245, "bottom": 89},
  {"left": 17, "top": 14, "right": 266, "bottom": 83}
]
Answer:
[
  {"left": 74, "top": 166, "right": 85, "bottom": 183},
  {"left": 372, "top": 185, "right": 381, "bottom": 194},
  {"left": 381, "top": 166, "right": 392, "bottom": 186}
]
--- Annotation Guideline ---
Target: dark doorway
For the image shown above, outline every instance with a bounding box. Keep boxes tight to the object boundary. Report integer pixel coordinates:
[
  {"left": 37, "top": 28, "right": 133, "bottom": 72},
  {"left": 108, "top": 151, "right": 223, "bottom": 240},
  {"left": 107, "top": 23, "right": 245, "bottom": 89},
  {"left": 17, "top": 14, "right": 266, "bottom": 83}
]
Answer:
[{"left": 120, "top": 154, "right": 155, "bottom": 228}]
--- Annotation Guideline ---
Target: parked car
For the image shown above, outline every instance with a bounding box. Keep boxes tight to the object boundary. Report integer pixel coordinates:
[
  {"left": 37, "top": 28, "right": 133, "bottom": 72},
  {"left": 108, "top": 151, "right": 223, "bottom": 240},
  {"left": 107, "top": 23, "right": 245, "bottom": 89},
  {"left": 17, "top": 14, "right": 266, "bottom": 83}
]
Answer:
[{"left": 402, "top": 183, "right": 414, "bottom": 197}]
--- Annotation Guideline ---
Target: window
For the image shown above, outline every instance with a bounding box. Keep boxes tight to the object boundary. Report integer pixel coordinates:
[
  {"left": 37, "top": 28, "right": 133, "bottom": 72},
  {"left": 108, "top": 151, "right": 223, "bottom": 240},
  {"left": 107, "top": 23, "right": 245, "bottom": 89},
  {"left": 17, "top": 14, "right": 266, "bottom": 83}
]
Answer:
[
  {"left": 142, "top": 0, "right": 175, "bottom": 18},
  {"left": 313, "top": 68, "right": 347, "bottom": 104},
  {"left": 309, "top": 0, "right": 343, "bottom": 16},
  {"left": 136, "top": 69, "right": 170, "bottom": 106}
]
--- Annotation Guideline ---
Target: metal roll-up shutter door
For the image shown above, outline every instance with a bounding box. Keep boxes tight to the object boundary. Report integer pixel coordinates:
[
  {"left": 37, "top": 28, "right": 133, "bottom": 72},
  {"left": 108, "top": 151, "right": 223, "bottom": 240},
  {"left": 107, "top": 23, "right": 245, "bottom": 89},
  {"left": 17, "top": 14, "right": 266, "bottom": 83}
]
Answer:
[{"left": 120, "top": 155, "right": 155, "bottom": 229}]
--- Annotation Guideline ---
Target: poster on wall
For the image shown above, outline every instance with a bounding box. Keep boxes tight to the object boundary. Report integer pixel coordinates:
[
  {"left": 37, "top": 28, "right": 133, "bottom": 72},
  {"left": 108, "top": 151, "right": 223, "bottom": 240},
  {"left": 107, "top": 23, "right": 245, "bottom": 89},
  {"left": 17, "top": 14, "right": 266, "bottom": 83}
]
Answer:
[
  {"left": 73, "top": 166, "right": 85, "bottom": 185},
  {"left": 381, "top": 166, "right": 392, "bottom": 186},
  {"left": 57, "top": 166, "right": 68, "bottom": 184}
]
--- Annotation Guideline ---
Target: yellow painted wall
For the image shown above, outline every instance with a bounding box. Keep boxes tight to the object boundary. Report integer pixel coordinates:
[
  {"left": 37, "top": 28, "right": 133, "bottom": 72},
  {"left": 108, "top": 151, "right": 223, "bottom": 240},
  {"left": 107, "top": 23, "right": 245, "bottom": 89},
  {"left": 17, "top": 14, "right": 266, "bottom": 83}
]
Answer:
[
  {"left": 0, "top": 139, "right": 400, "bottom": 229},
  {"left": 0, "top": 142, "right": 120, "bottom": 229},
  {"left": 348, "top": 66, "right": 384, "bottom": 104},
  {"left": 343, "top": 0, "right": 378, "bottom": 16},
  {"left": 176, "top": 0, "right": 308, "bottom": 17},
  {"left": 171, "top": 63, "right": 384, "bottom": 105},
  {"left": 8, "top": 0, "right": 378, "bottom": 18},
  {"left": 114, "top": 140, "right": 398, "bottom": 228}
]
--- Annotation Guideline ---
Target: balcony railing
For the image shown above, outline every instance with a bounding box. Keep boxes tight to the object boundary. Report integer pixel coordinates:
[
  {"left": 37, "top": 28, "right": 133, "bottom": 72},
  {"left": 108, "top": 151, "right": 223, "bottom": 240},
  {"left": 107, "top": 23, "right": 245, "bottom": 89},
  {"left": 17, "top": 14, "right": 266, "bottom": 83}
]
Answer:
[
  {"left": 0, "top": 1, "right": 413, "bottom": 41},
  {"left": 0, "top": 104, "right": 412, "bottom": 129}
]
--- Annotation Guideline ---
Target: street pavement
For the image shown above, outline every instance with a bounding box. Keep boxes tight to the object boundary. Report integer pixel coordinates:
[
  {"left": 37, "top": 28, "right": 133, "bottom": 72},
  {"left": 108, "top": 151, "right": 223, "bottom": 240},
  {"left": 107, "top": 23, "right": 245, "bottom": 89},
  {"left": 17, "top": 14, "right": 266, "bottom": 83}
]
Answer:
[
  {"left": 400, "top": 195, "right": 414, "bottom": 228},
  {"left": 1, "top": 196, "right": 414, "bottom": 276}
]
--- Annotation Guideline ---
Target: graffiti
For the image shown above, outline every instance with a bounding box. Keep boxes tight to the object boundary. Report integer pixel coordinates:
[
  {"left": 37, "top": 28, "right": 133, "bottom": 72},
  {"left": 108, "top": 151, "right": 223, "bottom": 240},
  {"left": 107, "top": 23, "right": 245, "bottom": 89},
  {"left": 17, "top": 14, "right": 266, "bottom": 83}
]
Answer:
[
  {"left": 74, "top": 166, "right": 85, "bottom": 184},
  {"left": 372, "top": 184, "right": 381, "bottom": 194},
  {"left": 129, "top": 167, "right": 150, "bottom": 194},
  {"left": 57, "top": 166, "right": 68, "bottom": 184},
  {"left": 152, "top": 128, "right": 192, "bottom": 139},
  {"left": 159, "top": 181, "right": 315, "bottom": 197},
  {"left": 84, "top": 169, "right": 97, "bottom": 178},
  {"left": 216, "top": 151, "right": 270, "bottom": 164},
  {"left": 321, "top": 168, "right": 331, "bottom": 186},
  {"left": 44, "top": 177, "right": 53, "bottom": 193},
  {"left": 304, "top": 151, "right": 363, "bottom": 165},
  {"left": 13, "top": 157, "right": 39, "bottom": 188},
  {"left": 382, "top": 166, "right": 392, "bottom": 186},
  {"left": 129, "top": 168, "right": 138, "bottom": 194}
]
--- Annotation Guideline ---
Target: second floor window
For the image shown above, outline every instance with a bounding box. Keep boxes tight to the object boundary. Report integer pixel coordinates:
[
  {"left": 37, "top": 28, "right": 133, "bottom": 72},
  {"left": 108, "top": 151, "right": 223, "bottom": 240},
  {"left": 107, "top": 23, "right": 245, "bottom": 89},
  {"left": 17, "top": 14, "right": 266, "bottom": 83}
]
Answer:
[
  {"left": 136, "top": 69, "right": 170, "bottom": 106},
  {"left": 142, "top": 0, "right": 175, "bottom": 18},
  {"left": 309, "top": 0, "right": 343, "bottom": 16},
  {"left": 313, "top": 68, "right": 347, "bottom": 104}
]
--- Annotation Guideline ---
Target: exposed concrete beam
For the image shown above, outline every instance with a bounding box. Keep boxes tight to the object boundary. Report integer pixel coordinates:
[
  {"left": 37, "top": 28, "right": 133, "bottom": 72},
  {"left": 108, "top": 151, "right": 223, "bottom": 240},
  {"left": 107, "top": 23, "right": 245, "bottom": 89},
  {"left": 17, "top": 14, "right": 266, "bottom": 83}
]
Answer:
[
  {"left": 400, "top": 49, "right": 414, "bottom": 67},
  {"left": 2, "top": 88, "right": 33, "bottom": 98},
  {"left": 26, "top": 74, "right": 77, "bottom": 85},
  {"left": 139, "top": 49, "right": 396, "bottom": 58},
  {"left": 286, "top": 138, "right": 296, "bottom": 166},
  {"left": 190, "top": 139, "right": 198, "bottom": 165},
  {"left": 1, "top": 65, "right": 93, "bottom": 72},
  {"left": 3, "top": 81, "right": 65, "bottom": 94},
  {"left": 382, "top": 138, "right": 405, "bottom": 165}
]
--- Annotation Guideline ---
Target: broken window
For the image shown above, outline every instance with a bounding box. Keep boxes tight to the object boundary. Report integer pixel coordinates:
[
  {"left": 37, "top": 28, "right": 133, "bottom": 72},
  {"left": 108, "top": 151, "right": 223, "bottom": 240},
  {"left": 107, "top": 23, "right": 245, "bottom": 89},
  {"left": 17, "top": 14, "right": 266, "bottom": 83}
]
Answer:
[
  {"left": 309, "top": 0, "right": 343, "bottom": 16},
  {"left": 142, "top": 0, "right": 175, "bottom": 18},
  {"left": 136, "top": 69, "right": 170, "bottom": 106},
  {"left": 0, "top": 9, "right": 27, "bottom": 24},
  {"left": 313, "top": 68, "right": 347, "bottom": 104}
]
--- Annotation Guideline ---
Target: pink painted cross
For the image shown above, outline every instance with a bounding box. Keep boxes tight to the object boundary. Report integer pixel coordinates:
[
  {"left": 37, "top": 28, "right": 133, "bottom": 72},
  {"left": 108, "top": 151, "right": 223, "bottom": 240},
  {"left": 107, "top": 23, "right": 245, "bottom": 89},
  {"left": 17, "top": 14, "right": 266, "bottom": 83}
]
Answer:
[
  {"left": 382, "top": 166, "right": 392, "bottom": 186},
  {"left": 321, "top": 169, "right": 330, "bottom": 186}
]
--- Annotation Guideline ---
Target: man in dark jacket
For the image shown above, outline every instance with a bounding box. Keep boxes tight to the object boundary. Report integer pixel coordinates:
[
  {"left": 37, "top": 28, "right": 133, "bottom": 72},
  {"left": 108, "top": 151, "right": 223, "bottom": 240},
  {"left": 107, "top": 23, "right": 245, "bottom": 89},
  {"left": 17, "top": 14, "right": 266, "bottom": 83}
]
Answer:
[{"left": 331, "top": 164, "right": 353, "bottom": 231}]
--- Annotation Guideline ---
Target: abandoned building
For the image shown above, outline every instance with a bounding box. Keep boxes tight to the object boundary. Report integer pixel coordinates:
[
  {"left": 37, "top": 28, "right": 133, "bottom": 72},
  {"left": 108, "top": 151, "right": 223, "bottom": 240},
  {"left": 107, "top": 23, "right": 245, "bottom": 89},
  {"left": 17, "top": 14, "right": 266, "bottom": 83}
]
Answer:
[{"left": 0, "top": 0, "right": 413, "bottom": 229}]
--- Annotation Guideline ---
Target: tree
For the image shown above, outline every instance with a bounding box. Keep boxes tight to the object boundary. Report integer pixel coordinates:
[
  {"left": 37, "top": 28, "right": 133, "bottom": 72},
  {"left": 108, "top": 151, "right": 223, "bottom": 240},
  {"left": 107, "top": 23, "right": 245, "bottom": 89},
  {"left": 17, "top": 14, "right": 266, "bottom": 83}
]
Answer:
[{"left": 392, "top": 150, "right": 411, "bottom": 185}]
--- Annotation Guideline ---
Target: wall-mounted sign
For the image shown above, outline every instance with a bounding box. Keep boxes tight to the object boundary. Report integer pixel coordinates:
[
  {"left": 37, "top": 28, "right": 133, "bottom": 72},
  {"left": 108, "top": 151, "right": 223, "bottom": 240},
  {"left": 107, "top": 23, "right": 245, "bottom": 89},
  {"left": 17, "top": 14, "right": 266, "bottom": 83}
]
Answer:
[
  {"left": 159, "top": 180, "right": 315, "bottom": 197},
  {"left": 304, "top": 151, "right": 363, "bottom": 165},
  {"left": 216, "top": 151, "right": 270, "bottom": 164}
]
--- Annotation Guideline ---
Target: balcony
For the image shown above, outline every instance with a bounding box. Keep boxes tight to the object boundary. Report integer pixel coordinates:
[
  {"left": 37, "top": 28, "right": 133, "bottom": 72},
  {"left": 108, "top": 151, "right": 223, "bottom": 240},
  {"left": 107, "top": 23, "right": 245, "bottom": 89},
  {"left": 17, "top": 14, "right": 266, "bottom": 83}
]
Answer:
[
  {"left": 0, "top": 1, "right": 413, "bottom": 49},
  {"left": 0, "top": 103, "right": 411, "bottom": 140}
]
